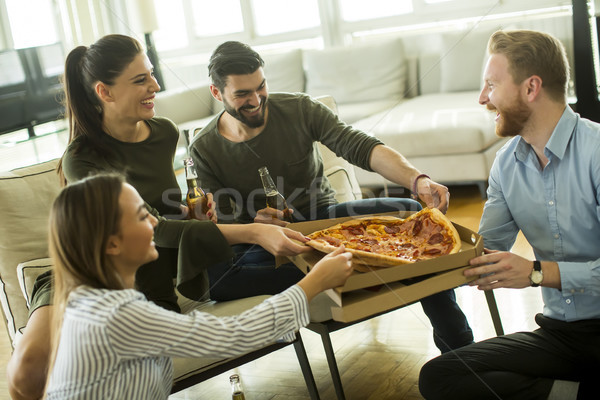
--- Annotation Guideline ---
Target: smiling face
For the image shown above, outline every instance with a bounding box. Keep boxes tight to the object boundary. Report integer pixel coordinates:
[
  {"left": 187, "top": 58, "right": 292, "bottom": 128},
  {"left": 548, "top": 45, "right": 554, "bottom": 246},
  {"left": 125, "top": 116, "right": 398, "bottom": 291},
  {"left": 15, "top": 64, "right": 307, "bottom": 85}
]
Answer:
[
  {"left": 480, "top": 53, "right": 532, "bottom": 138},
  {"left": 108, "top": 183, "right": 158, "bottom": 285},
  {"left": 218, "top": 68, "right": 268, "bottom": 128},
  {"left": 99, "top": 53, "right": 160, "bottom": 122}
]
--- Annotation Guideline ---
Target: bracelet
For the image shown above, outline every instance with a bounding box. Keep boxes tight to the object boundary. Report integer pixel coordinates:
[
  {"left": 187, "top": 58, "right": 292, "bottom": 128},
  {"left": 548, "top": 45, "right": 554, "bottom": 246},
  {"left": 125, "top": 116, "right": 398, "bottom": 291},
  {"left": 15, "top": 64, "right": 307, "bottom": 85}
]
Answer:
[{"left": 411, "top": 173, "right": 430, "bottom": 199}]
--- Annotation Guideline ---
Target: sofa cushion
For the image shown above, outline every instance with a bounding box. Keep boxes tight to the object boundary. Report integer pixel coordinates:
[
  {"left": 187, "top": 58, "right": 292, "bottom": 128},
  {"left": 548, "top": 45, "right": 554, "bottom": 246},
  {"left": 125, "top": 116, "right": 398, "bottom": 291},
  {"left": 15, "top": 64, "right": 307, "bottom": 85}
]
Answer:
[
  {"left": 336, "top": 98, "right": 402, "bottom": 125},
  {"left": 263, "top": 48, "right": 306, "bottom": 93},
  {"left": 439, "top": 30, "right": 493, "bottom": 93},
  {"left": 154, "top": 84, "right": 215, "bottom": 126},
  {"left": 0, "top": 159, "right": 61, "bottom": 345},
  {"left": 353, "top": 91, "right": 498, "bottom": 157},
  {"left": 304, "top": 39, "right": 407, "bottom": 105}
]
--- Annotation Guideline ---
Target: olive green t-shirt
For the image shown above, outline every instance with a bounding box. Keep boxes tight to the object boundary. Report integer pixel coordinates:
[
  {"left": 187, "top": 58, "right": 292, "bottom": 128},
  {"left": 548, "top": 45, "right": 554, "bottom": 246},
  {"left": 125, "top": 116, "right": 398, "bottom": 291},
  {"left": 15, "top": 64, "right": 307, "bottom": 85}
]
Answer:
[
  {"left": 63, "top": 117, "right": 183, "bottom": 218},
  {"left": 190, "top": 93, "right": 383, "bottom": 223}
]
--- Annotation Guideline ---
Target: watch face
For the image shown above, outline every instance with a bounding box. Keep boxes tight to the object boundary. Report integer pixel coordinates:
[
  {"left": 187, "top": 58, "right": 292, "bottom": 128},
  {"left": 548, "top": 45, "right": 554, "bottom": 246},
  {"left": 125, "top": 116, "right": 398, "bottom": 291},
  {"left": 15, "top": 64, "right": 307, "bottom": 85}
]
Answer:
[{"left": 531, "top": 270, "right": 544, "bottom": 284}]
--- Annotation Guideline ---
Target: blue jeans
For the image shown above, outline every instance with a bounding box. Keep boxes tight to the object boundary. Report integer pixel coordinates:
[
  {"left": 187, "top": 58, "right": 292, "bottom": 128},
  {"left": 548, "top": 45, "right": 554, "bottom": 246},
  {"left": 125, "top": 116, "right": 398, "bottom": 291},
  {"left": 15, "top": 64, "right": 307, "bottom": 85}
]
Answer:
[{"left": 207, "top": 197, "right": 473, "bottom": 353}]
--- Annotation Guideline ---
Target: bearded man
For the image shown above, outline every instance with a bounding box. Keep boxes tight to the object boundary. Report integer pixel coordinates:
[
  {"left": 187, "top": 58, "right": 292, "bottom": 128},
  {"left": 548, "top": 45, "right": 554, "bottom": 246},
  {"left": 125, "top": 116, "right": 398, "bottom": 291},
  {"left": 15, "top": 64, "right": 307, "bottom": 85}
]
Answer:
[
  {"left": 419, "top": 29, "right": 600, "bottom": 399},
  {"left": 189, "top": 40, "right": 476, "bottom": 354}
]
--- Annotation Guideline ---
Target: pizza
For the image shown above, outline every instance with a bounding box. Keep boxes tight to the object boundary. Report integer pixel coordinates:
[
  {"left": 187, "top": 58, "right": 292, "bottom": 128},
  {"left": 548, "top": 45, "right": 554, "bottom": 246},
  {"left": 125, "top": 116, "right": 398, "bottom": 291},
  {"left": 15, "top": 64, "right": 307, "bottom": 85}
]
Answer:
[{"left": 306, "top": 208, "right": 461, "bottom": 267}]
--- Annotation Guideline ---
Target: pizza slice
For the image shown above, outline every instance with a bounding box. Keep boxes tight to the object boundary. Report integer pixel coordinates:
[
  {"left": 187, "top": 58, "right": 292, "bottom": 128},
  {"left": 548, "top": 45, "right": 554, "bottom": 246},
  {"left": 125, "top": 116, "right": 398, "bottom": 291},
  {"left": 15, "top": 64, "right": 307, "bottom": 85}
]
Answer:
[{"left": 306, "top": 208, "right": 461, "bottom": 267}]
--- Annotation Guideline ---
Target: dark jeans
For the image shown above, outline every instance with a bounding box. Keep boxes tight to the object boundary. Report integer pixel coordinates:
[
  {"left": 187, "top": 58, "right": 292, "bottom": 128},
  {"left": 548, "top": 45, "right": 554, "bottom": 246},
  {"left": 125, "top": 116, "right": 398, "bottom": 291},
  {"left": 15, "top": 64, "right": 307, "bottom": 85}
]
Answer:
[
  {"left": 208, "top": 197, "right": 474, "bottom": 353},
  {"left": 419, "top": 314, "right": 600, "bottom": 400}
]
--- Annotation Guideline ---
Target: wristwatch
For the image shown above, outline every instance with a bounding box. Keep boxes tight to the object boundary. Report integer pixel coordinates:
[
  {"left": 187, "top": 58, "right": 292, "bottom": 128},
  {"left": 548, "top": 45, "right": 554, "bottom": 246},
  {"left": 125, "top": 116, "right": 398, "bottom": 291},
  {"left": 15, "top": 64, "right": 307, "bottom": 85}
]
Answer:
[{"left": 529, "top": 260, "right": 543, "bottom": 287}]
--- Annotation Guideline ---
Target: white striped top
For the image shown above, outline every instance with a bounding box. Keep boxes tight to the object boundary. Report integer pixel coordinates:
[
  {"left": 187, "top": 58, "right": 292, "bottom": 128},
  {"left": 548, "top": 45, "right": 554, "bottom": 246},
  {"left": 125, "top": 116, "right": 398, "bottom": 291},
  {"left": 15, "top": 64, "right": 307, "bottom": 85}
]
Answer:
[{"left": 46, "top": 284, "right": 309, "bottom": 399}]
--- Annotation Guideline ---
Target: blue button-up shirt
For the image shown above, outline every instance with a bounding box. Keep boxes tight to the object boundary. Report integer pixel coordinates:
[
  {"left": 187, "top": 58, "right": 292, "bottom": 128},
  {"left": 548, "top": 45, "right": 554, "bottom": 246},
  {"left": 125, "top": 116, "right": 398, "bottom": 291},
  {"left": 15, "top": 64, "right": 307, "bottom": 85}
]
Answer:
[{"left": 479, "top": 106, "right": 600, "bottom": 322}]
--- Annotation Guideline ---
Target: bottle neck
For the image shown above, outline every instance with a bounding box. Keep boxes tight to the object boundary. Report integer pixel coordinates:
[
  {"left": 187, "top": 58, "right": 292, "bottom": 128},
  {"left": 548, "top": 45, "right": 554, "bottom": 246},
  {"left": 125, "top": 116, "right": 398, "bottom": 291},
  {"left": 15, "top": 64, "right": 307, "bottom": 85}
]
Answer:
[
  {"left": 259, "top": 173, "right": 277, "bottom": 193},
  {"left": 187, "top": 178, "right": 197, "bottom": 189}
]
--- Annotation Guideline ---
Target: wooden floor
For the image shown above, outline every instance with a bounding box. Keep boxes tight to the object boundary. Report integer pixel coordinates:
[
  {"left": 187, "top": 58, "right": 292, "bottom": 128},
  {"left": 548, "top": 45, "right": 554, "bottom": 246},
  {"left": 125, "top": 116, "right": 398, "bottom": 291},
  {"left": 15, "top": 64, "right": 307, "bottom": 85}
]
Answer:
[{"left": 0, "top": 184, "right": 543, "bottom": 399}]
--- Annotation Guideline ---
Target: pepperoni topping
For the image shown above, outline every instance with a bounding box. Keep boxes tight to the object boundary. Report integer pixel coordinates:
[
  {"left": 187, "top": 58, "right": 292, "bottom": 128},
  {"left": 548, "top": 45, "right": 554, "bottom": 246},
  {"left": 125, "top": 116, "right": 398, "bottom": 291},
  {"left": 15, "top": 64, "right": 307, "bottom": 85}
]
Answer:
[
  {"left": 427, "top": 232, "right": 444, "bottom": 245},
  {"left": 412, "top": 219, "right": 422, "bottom": 235},
  {"left": 346, "top": 225, "right": 365, "bottom": 236},
  {"left": 384, "top": 225, "right": 399, "bottom": 234},
  {"left": 423, "top": 248, "right": 442, "bottom": 255}
]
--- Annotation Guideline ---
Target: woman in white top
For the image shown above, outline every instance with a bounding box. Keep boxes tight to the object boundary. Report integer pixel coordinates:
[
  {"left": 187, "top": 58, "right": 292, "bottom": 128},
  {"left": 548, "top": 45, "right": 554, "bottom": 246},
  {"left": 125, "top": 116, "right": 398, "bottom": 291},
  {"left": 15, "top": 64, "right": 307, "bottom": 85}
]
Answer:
[{"left": 45, "top": 174, "right": 352, "bottom": 399}]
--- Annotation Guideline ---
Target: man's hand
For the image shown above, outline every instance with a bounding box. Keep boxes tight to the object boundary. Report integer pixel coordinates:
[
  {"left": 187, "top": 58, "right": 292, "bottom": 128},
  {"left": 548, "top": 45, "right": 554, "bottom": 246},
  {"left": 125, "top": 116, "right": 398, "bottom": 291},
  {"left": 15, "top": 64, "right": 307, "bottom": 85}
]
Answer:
[
  {"left": 465, "top": 249, "right": 533, "bottom": 290},
  {"left": 254, "top": 207, "right": 293, "bottom": 227},
  {"left": 415, "top": 177, "right": 450, "bottom": 214},
  {"left": 252, "top": 224, "right": 312, "bottom": 256}
]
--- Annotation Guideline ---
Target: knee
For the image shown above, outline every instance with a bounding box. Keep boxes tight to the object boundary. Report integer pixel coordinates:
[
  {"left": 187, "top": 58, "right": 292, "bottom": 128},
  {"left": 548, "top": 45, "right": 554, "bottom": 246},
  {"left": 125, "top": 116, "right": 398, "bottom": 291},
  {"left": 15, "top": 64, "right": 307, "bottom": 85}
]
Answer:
[
  {"left": 418, "top": 357, "right": 447, "bottom": 400},
  {"left": 7, "top": 345, "right": 48, "bottom": 399}
]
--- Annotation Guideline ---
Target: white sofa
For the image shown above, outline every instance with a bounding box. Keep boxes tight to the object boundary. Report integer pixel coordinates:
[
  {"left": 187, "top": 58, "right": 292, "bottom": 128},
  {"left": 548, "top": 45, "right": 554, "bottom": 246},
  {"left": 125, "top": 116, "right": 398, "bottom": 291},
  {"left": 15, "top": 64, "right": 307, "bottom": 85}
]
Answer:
[{"left": 155, "top": 32, "right": 505, "bottom": 198}]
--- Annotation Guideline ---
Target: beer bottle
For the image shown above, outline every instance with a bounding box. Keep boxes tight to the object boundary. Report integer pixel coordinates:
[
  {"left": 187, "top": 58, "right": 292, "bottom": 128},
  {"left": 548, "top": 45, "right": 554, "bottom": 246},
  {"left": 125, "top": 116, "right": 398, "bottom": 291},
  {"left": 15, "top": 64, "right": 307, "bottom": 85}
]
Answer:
[
  {"left": 229, "top": 374, "right": 246, "bottom": 400},
  {"left": 183, "top": 157, "right": 209, "bottom": 219},
  {"left": 258, "top": 166, "right": 292, "bottom": 222}
]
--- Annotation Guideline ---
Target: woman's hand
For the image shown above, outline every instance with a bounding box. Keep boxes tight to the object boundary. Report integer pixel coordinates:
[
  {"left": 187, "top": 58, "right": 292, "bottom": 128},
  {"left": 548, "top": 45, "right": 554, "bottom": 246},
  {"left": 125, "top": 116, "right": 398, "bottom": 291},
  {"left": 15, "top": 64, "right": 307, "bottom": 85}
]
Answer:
[
  {"left": 203, "top": 193, "right": 217, "bottom": 223},
  {"left": 297, "top": 246, "right": 353, "bottom": 302},
  {"left": 251, "top": 224, "right": 312, "bottom": 256},
  {"left": 186, "top": 193, "right": 218, "bottom": 223}
]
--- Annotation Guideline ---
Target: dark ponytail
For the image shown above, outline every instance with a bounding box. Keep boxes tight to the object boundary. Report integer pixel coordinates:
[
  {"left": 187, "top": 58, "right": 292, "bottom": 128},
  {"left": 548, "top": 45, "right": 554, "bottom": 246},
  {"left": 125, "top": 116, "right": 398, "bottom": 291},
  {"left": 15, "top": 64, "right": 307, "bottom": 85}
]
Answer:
[{"left": 57, "top": 35, "right": 144, "bottom": 186}]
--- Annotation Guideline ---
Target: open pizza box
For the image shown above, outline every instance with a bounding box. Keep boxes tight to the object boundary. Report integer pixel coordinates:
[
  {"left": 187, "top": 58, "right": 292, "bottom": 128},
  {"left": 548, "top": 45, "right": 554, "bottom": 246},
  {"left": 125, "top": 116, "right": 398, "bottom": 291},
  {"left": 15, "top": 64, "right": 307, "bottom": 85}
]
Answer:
[{"left": 283, "top": 211, "right": 483, "bottom": 323}]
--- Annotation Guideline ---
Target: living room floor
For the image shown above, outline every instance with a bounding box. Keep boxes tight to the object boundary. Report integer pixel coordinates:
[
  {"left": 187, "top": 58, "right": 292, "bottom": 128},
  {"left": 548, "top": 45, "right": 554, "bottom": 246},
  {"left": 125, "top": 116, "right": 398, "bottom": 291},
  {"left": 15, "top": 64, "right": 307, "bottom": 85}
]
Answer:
[{"left": 0, "top": 184, "right": 542, "bottom": 399}]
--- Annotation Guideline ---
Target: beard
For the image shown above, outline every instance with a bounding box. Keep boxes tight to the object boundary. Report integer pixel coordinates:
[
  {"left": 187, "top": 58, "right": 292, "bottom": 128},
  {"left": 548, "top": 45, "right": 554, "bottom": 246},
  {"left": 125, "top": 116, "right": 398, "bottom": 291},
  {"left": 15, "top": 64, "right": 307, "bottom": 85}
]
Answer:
[
  {"left": 223, "top": 96, "right": 268, "bottom": 128},
  {"left": 487, "top": 96, "right": 531, "bottom": 138}
]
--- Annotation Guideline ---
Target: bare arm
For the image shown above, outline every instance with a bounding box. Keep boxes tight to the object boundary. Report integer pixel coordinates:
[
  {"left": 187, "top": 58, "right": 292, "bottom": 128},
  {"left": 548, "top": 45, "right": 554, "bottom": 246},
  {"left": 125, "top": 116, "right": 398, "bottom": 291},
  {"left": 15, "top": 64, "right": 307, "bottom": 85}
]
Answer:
[
  {"left": 7, "top": 306, "right": 52, "bottom": 400},
  {"left": 216, "top": 223, "right": 312, "bottom": 257},
  {"left": 369, "top": 144, "right": 450, "bottom": 213}
]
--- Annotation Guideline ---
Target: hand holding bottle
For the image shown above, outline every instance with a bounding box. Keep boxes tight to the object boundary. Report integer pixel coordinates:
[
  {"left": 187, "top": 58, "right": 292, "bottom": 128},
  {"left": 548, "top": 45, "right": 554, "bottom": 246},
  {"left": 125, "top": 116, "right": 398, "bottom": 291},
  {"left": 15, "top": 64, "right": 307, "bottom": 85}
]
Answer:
[
  {"left": 257, "top": 166, "right": 293, "bottom": 225},
  {"left": 254, "top": 207, "right": 293, "bottom": 226},
  {"left": 184, "top": 193, "right": 217, "bottom": 223},
  {"left": 184, "top": 158, "right": 216, "bottom": 222}
]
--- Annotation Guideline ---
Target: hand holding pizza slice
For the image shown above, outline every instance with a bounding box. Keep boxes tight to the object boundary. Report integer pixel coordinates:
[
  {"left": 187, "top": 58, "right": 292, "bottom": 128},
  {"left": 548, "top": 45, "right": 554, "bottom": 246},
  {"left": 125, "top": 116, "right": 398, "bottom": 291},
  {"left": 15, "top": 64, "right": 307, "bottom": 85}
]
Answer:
[{"left": 306, "top": 208, "right": 461, "bottom": 267}]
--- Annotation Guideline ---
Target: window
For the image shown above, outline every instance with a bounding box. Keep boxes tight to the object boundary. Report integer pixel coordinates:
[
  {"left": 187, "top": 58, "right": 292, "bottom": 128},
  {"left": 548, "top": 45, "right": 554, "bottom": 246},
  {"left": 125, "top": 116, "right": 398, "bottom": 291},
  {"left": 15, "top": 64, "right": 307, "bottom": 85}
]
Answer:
[
  {"left": 153, "top": 0, "right": 188, "bottom": 51},
  {"left": 339, "top": 0, "right": 412, "bottom": 22},
  {"left": 191, "top": 0, "right": 244, "bottom": 37},
  {"left": 0, "top": 50, "right": 24, "bottom": 86},
  {"left": 5, "top": 0, "right": 58, "bottom": 48},
  {"left": 38, "top": 43, "right": 64, "bottom": 77},
  {"left": 151, "top": 0, "right": 323, "bottom": 55},
  {"left": 252, "top": 0, "right": 320, "bottom": 36}
]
